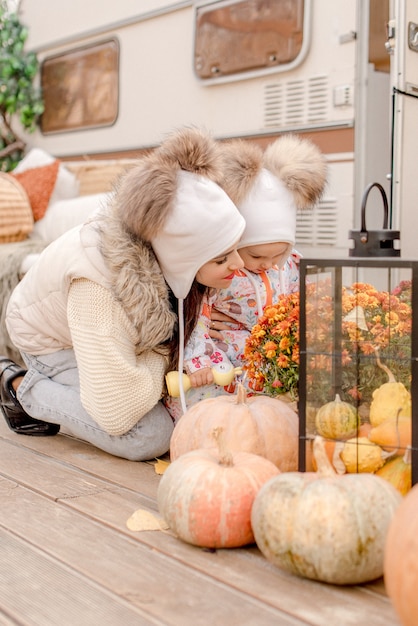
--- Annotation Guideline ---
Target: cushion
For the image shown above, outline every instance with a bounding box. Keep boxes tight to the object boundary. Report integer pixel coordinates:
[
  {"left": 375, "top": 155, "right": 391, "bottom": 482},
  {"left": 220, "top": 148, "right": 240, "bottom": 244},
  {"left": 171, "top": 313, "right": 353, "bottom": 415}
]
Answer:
[
  {"left": 13, "top": 148, "right": 80, "bottom": 204},
  {"left": 31, "top": 192, "right": 112, "bottom": 243},
  {"left": 12, "top": 160, "right": 60, "bottom": 221}
]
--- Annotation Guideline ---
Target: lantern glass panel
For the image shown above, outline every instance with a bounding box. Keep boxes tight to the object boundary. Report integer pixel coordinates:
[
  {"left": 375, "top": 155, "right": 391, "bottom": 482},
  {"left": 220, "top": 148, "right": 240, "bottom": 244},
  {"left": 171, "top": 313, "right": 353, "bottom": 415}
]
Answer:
[{"left": 298, "top": 259, "right": 418, "bottom": 486}]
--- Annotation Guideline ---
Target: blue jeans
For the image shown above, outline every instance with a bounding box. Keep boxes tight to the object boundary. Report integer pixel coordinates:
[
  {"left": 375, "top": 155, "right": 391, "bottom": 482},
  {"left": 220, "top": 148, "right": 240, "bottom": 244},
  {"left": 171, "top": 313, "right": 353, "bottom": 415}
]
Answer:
[{"left": 18, "top": 349, "right": 174, "bottom": 461}]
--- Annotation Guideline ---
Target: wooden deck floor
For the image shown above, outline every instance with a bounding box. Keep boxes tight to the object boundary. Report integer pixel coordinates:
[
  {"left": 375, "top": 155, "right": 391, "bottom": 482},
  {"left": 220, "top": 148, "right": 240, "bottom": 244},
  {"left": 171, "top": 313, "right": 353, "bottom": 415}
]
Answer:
[{"left": 0, "top": 418, "right": 401, "bottom": 626}]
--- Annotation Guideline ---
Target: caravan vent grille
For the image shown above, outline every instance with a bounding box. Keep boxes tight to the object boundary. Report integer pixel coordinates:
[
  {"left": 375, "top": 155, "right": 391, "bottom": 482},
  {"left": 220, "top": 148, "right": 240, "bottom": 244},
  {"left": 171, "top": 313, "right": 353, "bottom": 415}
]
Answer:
[
  {"left": 296, "top": 198, "right": 338, "bottom": 247},
  {"left": 264, "top": 76, "right": 329, "bottom": 127}
]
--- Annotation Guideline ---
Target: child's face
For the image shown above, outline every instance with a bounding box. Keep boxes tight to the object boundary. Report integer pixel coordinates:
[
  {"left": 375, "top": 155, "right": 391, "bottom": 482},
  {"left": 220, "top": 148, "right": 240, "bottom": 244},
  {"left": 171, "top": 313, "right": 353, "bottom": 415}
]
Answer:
[
  {"left": 196, "top": 246, "right": 244, "bottom": 289},
  {"left": 238, "top": 242, "right": 290, "bottom": 273}
]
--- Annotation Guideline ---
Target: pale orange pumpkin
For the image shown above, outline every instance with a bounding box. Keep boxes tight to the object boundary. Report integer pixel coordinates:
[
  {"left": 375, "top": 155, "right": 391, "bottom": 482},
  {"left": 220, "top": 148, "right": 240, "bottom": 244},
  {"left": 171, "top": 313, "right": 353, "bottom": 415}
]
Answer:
[
  {"left": 170, "top": 384, "right": 298, "bottom": 472},
  {"left": 158, "top": 428, "right": 280, "bottom": 548},
  {"left": 384, "top": 483, "right": 418, "bottom": 626},
  {"left": 251, "top": 436, "right": 402, "bottom": 584}
]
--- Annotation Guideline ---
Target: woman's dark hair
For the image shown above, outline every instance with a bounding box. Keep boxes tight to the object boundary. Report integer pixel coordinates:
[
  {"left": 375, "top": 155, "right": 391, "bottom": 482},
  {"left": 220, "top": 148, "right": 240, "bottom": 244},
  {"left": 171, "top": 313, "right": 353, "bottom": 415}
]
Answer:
[{"left": 165, "top": 281, "right": 207, "bottom": 373}]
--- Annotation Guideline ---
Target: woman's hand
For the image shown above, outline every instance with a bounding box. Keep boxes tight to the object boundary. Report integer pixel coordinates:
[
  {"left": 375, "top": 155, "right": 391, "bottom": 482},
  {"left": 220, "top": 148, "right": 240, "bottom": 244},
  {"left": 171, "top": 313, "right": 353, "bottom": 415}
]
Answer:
[{"left": 209, "top": 309, "right": 237, "bottom": 339}]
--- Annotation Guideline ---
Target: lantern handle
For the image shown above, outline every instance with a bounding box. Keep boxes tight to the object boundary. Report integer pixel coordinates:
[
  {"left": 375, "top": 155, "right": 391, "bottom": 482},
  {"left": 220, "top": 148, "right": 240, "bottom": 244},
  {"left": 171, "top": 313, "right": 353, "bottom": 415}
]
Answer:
[{"left": 360, "top": 182, "right": 389, "bottom": 233}]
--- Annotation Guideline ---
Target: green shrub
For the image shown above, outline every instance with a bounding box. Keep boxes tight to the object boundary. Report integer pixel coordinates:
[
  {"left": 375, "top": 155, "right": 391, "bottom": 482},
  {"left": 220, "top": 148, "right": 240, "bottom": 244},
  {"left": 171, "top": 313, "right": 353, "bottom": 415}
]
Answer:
[{"left": 0, "top": 0, "right": 44, "bottom": 171}]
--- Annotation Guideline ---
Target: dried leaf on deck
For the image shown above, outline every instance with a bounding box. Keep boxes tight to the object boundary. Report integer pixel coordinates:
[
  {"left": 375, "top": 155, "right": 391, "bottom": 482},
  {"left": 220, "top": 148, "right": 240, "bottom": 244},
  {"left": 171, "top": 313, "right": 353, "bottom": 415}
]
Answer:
[
  {"left": 126, "top": 509, "right": 169, "bottom": 532},
  {"left": 154, "top": 458, "right": 170, "bottom": 475}
]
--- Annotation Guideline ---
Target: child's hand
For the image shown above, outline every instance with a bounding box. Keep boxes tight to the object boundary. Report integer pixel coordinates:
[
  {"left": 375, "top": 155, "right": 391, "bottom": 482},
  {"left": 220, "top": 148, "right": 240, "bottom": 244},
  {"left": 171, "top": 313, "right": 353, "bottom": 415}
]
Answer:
[{"left": 188, "top": 368, "right": 214, "bottom": 388}]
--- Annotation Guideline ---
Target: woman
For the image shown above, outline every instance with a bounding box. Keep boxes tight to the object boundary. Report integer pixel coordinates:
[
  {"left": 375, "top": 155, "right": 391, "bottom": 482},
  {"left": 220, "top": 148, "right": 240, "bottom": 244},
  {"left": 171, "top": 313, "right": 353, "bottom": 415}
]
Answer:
[{"left": 0, "top": 127, "right": 245, "bottom": 460}]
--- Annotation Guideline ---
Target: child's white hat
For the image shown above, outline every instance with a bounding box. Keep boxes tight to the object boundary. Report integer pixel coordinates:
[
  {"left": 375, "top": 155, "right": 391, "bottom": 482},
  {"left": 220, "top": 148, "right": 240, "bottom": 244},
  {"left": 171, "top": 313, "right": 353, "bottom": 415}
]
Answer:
[
  {"left": 237, "top": 167, "right": 296, "bottom": 265},
  {"left": 116, "top": 126, "right": 245, "bottom": 298},
  {"left": 220, "top": 135, "right": 328, "bottom": 267}
]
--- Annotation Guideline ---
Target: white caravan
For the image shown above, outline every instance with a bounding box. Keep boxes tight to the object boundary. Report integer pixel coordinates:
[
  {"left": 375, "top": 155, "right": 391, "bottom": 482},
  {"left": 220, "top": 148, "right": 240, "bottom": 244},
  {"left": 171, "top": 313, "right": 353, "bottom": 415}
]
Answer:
[{"left": 16, "top": 0, "right": 418, "bottom": 259}]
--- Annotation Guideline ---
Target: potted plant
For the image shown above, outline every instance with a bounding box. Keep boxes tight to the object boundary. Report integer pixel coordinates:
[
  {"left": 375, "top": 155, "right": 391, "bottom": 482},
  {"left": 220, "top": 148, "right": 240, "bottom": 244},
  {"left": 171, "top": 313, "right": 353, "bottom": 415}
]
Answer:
[{"left": 0, "top": 0, "right": 44, "bottom": 171}]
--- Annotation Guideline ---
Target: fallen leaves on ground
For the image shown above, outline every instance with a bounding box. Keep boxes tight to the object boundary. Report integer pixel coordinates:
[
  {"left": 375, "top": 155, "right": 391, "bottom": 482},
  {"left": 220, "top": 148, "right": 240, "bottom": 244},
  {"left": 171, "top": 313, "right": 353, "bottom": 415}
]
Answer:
[
  {"left": 126, "top": 508, "right": 169, "bottom": 532},
  {"left": 154, "top": 458, "right": 170, "bottom": 475}
]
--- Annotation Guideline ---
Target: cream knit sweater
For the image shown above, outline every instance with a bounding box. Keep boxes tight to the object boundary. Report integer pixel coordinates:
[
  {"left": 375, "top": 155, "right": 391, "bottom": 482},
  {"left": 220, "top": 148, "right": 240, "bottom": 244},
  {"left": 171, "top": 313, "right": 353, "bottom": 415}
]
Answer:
[{"left": 68, "top": 278, "right": 168, "bottom": 436}]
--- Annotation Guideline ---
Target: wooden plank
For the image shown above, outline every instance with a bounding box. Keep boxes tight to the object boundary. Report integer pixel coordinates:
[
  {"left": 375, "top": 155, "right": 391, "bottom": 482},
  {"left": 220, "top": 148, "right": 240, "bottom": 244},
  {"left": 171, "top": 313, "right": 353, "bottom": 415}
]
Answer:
[
  {"left": 0, "top": 527, "right": 161, "bottom": 626},
  {"left": 0, "top": 421, "right": 160, "bottom": 497},
  {"left": 0, "top": 427, "right": 399, "bottom": 598},
  {"left": 0, "top": 480, "right": 303, "bottom": 626},
  {"left": 0, "top": 437, "right": 400, "bottom": 626},
  {"left": 0, "top": 611, "right": 18, "bottom": 625},
  {"left": 1, "top": 425, "right": 397, "bottom": 601},
  {"left": 70, "top": 490, "right": 400, "bottom": 626}
]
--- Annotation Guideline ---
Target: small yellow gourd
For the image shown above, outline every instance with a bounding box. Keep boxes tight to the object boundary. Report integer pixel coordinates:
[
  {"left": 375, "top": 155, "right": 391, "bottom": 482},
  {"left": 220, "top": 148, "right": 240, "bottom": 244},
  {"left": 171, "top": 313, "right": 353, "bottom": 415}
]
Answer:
[
  {"left": 315, "top": 394, "right": 358, "bottom": 440},
  {"left": 376, "top": 448, "right": 412, "bottom": 496},
  {"left": 340, "top": 436, "right": 390, "bottom": 473},
  {"left": 369, "top": 354, "right": 411, "bottom": 427}
]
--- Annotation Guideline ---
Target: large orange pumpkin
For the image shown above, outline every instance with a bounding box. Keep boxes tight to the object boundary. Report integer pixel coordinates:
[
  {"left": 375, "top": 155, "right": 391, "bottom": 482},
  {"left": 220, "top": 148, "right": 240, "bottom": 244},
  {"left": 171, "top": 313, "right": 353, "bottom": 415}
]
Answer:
[
  {"left": 384, "top": 483, "right": 418, "bottom": 626},
  {"left": 158, "top": 428, "right": 280, "bottom": 548},
  {"left": 170, "top": 384, "right": 299, "bottom": 472},
  {"left": 251, "top": 436, "right": 402, "bottom": 584}
]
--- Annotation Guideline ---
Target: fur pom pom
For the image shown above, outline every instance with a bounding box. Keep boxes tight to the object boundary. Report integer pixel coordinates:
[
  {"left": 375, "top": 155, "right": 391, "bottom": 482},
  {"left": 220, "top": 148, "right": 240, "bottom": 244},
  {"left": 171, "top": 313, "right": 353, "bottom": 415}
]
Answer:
[
  {"left": 114, "top": 162, "right": 179, "bottom": 241},
  {"left": 158, "top": 126, "right": 223, "bottom": 182},
  {"left": 113, "top": 126, "right": 224, "bottom": 241},
  {"left": 264, "top": 134, "right": 328, "bottom": 209},
  {"left": 220, "top": 140, "right": 263, "bottom": 206}
]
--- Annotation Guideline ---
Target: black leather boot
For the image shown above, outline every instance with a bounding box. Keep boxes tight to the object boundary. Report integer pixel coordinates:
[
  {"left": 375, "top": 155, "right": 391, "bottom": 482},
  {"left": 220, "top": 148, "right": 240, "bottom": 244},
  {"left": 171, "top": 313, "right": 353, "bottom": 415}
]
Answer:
[{"left": 0, "top": 358, "right": 60, "bottom": 436}]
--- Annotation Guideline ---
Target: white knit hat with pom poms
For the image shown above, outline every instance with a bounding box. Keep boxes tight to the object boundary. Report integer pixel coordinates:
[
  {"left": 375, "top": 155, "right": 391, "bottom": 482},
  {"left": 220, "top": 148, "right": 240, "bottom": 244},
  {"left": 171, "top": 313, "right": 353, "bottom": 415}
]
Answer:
[
  {"left": 117, "top": 126, "right": 245, "bottom": 299},
  {"left": 220, "top": 134, "right": 328, "bottom": 267}
]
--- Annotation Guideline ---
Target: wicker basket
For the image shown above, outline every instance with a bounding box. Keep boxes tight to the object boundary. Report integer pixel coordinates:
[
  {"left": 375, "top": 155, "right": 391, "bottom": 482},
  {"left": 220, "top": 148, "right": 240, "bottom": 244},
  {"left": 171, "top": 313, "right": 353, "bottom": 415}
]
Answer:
[{"left": 0, "top": 172, "right": 34, "bottom": 243}]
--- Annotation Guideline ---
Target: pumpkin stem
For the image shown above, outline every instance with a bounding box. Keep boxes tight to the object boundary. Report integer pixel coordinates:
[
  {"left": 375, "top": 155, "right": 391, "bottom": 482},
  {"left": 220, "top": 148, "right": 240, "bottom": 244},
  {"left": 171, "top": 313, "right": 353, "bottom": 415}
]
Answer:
[
  {"left": 212, "top": 427, "right": 234, "bottom": 467},
  {"left": 374, "top": 348, "right": 396, "bottom": 383},
  {"left": 235, "top": 384, "right": 247, "bottom": 405},
  {"left": 313, "top": 436, "right": 338, "bottom": 477}
]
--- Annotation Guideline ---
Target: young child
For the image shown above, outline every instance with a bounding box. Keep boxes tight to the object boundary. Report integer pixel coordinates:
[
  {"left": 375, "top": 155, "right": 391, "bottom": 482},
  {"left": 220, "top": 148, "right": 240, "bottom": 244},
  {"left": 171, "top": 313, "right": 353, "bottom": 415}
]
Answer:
[
  {"left": 210, "top": 135, "right": 327, "bottom": 365},
  {"left": 164, "top": 134, "right": 327, "bottom": 422}
]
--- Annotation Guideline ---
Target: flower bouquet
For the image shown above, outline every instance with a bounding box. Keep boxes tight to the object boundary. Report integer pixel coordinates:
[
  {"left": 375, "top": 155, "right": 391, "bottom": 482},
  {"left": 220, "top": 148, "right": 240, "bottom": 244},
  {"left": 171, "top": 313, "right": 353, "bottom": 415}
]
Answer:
[{"left": 243, "top": 293, "right": 300, "bottom": 400}]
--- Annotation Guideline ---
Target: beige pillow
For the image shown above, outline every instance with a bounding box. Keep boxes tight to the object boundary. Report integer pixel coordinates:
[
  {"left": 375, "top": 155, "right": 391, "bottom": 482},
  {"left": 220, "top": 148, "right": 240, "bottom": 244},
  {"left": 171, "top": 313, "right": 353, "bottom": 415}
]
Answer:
[{"left": 31, "top": 192, "right": 112, "bottom": 243}]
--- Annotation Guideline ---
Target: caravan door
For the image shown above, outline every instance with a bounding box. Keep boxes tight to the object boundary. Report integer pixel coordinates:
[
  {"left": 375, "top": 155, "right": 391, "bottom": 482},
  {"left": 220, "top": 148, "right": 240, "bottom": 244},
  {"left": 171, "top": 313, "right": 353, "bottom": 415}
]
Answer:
[{"left": 390, "top": 0, "right": 418, "bottom": 259}]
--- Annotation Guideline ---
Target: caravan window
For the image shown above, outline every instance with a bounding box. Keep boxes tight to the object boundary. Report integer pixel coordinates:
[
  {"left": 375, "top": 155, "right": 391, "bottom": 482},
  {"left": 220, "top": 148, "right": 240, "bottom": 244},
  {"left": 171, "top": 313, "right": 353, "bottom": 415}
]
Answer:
[
  {"left": 40, "top": 39, "right": 119, "bottom": 134},
  {"left": 194, "top": 0, "right": 307, "bottom": 82}
]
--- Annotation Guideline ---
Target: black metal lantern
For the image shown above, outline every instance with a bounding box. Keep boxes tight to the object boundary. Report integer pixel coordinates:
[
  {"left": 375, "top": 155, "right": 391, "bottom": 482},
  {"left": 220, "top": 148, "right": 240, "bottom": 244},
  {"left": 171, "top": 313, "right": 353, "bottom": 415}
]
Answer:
[
  {"left": 298, "top": 257, "right": 418, "bottom": 486},
  {"left": 349, "top": 182, "right": 401, "bottom": 257}
]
